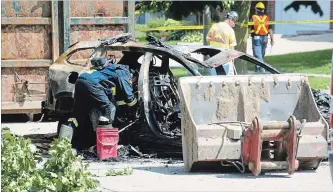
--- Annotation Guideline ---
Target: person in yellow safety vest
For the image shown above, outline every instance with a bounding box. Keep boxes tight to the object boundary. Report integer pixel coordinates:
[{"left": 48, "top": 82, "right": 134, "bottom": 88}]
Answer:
[
  {"left": 249, "top": 2, "right": 274, "bottom": 73},
  {"left": 206, "top": 11, "right": 239, "bottom": 76}
]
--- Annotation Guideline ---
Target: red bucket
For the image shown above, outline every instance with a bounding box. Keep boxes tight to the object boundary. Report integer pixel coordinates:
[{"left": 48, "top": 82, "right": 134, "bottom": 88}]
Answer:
[{"left": 96, "top": 128, "right": 119, "bottom": 160}]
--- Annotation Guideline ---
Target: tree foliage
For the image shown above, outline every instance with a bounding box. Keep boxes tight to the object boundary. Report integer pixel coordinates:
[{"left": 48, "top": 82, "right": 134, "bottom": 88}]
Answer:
[
  {"left": 1, "top": 131, "right": 98, "bottom": 192},
  {"left": 135, "top": 1, "right": 235, "bottom": 21}
]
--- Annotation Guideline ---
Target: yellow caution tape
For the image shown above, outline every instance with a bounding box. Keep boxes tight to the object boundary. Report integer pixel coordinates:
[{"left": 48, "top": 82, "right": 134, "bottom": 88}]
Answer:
[
  {"left": 243, "top": 19, "right": 333, "bottom": 27},
  {"left": 139, "top": 25, "right": 205, "bottom": 31},
  {"left": 137, "top": 19, "right": 333, "bottom": 32}
]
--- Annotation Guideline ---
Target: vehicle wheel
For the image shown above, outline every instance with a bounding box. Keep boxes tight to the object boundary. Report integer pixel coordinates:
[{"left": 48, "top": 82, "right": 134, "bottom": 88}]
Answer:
[
  {"left": 298, "top": 160, "right": 321, "bottom": 170},
  {"left": 135, "top": 124, "right": 182, "bottom": 157}
]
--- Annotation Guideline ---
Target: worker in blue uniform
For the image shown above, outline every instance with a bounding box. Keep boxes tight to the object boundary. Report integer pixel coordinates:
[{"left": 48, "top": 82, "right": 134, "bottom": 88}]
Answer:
[{"left": 59, "top": 57, "right": 137, "bottom": 149}]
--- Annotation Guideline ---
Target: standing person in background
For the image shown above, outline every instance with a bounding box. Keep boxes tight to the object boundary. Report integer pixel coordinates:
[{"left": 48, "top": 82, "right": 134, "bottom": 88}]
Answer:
[
  {"left": 206, "top": 11, "right": 239, "bottom": 76},
  {"left": 249, "top": 2, "right": 274, "bottom": 73}
]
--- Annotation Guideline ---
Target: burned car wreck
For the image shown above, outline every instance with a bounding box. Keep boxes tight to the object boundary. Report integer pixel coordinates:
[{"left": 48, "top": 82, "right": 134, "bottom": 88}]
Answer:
[{"left": 43, "top": 34, "right": 281, "bottom": 155}]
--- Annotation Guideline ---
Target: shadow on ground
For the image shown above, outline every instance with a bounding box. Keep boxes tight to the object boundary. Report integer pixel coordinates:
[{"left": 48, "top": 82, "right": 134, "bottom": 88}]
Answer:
[{"left": 132, "top": 161, "right": 318, "bottom": 179}]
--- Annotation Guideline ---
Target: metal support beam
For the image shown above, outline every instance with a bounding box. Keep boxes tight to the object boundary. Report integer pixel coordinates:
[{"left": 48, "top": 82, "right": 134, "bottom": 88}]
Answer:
[
  {"left": 70, "top": 17, "right": 129, "bottom": 25},
  {"left": 51, "top": 0, "right": 60, "bottom": 62},
  {"left": 127, "top": 0, "right": 136, "bottom": 37},
  {"left": 1, "top": 17, "right": 51, "bottom": 25},
  {"left": 63, "top": 0, "right": 71, "bottom": 52},
  {"left": 1, "top": 60, "right": 52, "bottom": 68}
]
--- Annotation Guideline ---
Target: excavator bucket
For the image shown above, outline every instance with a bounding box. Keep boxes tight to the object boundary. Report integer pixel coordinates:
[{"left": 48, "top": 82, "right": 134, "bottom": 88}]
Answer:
[{"left": 179, "top": 74, "right": 329, "bottom": 176}]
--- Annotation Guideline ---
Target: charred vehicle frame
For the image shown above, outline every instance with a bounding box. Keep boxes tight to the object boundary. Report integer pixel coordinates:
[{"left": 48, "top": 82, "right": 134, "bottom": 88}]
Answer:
[{"left": 43, "top": 34, "right": 281, "bottom": 153}]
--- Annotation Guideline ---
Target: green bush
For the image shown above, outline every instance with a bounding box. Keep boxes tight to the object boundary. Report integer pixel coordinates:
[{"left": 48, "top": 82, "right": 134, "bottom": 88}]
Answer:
[
  {"left": 1, "top": 131, "right": 98, "bottom": 192},
  {"left": 135, "top": 24, "right": 148, "bottom": 32},
  {"left": 163, "top": 19, "right": 183, "bottom": 27},
  {"left": 166, "top": 30, "right": 187, "bottom": 41},
  {"left": 147, "top": 31, "right": 162, "bottom": 39},
  {"left": 147, "top": 19, "right": 165, "bottom": 29},
  {"left": 137, "top": 19, "right": 199, "bottom": 41},
  {"left": 135, "top": 31, "right": 147, "bottom": 41},
  {"left": 180, "top": 31, "right": 203, "bottom": 43}
]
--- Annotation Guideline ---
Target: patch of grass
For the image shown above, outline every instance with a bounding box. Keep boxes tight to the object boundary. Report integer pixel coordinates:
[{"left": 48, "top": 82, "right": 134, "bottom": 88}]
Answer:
[
  {"left": 308, "top": 77, "right": 330, "bottom": 90},
  {"left": 106, "top": 167, "right": 133, "bottom": 176},
  {"left": 170, "top": 49, "right": 332, "bottom": 90},
  {"left": 171, "top": 68, "right": 187, "bottom": 83},
  {"left": 265, "top": 49, "right": 332, "bottom": 74},
  {"left": 171, "top": 68, "right": 187, "bottom": 77},
  {"left": 170, "top": 69, "right": 331, "bottom": 90}
]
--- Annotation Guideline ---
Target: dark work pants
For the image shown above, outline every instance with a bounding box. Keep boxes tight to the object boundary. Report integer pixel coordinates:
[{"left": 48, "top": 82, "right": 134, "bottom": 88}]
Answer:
[{"left": 71, "top": 78, "right": 116, "bottom": 149}]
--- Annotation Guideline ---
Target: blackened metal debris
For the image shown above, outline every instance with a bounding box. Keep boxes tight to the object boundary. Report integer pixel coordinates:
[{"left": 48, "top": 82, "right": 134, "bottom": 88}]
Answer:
[{"left": 312, "top": 89, "right": 330, "bottom": 123}]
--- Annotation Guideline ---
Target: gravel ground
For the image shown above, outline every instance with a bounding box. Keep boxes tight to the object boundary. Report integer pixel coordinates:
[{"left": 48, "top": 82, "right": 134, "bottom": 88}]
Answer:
[{"left": 89, "top": 160, "right": 332, "bottom": 192}]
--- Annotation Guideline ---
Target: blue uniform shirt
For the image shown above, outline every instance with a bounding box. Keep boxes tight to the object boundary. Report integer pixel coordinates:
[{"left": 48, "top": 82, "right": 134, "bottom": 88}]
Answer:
[{"left": 79, "top": 64, "right": 135, "bottom": 105}]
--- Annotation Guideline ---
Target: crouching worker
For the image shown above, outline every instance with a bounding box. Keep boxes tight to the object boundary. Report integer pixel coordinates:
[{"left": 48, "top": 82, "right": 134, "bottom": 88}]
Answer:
[{"left": 59, "top": 57, "right": 137, "bottom": 149}]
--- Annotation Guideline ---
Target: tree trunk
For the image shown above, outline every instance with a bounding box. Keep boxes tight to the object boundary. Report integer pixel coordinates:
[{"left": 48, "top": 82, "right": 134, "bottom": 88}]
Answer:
[{"left": 234, "top": 0, "right": 251, "bottom": 74}]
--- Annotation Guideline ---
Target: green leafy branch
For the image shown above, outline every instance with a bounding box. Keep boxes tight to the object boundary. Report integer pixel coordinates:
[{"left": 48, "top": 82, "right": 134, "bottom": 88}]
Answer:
[{"left": 1, "top": 131, "right": 98, "bottom": 192}]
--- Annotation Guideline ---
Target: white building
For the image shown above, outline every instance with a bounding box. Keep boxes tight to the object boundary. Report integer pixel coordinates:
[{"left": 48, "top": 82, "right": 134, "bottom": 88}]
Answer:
[{"left": 264, "top": 0, "right": 333, "bottom": 35}]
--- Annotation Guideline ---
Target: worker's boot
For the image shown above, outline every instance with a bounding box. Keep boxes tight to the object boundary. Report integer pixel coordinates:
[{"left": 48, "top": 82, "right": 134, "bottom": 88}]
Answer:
[{"left": 98, "top": 116, "right": 113, "bottom": 128}]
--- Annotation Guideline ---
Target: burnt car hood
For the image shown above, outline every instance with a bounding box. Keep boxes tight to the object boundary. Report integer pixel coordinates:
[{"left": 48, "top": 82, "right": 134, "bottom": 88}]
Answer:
[{"left": 170, "top": 45, "right": 280, "bottom": 74}]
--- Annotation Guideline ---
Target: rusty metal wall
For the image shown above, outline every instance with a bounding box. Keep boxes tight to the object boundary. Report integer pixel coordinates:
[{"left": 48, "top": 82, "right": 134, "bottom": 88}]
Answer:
[
  {"left": 70, "top": 25, "right": 125, "bottom": 43},
  {"left": 1, "top": 1, "right": 51, "bottom": 17},
  {"left": 1, "top": 68, "right": 48, "bottom": 102},
  {"left": 1, "top": 0, "right": 53, "bottom": 112},
  {"left": 66, "top": 0, "right": 128, "bottom": 47},
  {"left": 2, "top": 25, "right": 52, "bottom": 60},
  {"left": 70, "top": 0, "right": 124, "bottom": 17},
  {"left": 1, "top": 0, "right": 135, "bottom": 114}
]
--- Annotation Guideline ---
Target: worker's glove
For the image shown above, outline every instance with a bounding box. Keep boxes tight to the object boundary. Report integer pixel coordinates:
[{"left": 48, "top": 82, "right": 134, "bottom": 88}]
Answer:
[{"left": 67, "top": 118, "right": 78, "bottom": 128}]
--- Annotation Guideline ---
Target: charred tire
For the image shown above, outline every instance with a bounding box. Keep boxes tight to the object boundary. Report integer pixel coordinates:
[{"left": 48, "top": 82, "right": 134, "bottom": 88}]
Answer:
[
  {"left": 135, "top": 124, "right": 182, "bottom": 157},
  {"left": 298, "top": 160, "right": 321, "bottom": 170}
]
